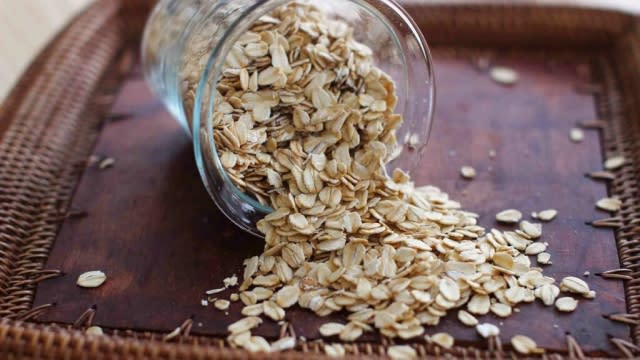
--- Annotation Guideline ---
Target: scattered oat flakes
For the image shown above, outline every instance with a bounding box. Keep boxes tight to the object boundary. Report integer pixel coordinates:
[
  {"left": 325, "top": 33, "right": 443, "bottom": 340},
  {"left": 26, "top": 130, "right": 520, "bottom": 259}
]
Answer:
[
  {"left": 270, "top": 336, "right": 296, "bottom": 352},
  {"left": 511, "top": 335, "right": 543, "bottom": 355},
  {"left": 476, "top": 323, "right": 500, "bottom": 338},
  {"left": 76, "top": 271, "right": 106, "bottom": 288},
  {"left": 537, "top": 252, "right": 552, "bottom": 265},
  {"left": 228, "top": 316, "right": 262, "bottom": 334},
  {"left": 569, "top": 128, "right": 584, "bottom": 142},
  {"left": 164, "top": 327, "right": 181, "bottom": 341},
  {"left": 490, "top": 66, "right": 519, "bottom": 85},
  {"left": 168, "top": 2, "right": 599, "bottom": 350},
  {"left": 460, "top": 165, "right": 476, "bottom": 179},
  {"left": 388, "top": 345, "right": 417, "bottom": 359},
  {"left": 525, "top": 242, "right": 547, "bottom": 256},
  {"left": 596, "top": 197, "right": 622, "bottom": 212},
  {"left": 215, "top": 299, "right": 230, "bottom": 310},
  {"left": 206, "top": 287, "right": 226, "bottom": 295},
  {"left": 490, "top": 303, "right": 512, "bottom": 318},
  {"left": 520, "top": 220, "right": 542, "bottom": 238},
  {"left": 537, "top": 209, "right": 557, "bottom": 222},
  {"left": 604, "top": 156, "right": 626, "bottom": 170},
  {"left": 85, "top": 326, "right": 103, "bottom": 336},
  {"left": 496, "top": 209, "right": 522, "bottom": 223},
  {"left": 324, "top": 343, "right": 346, "bottom": 358},
  {"left": 430, "top": 332, "right": 454, "bottom": 349},
  {"left": 560, "top": 276, "right": 596, "bottom": 298},
  {"left": 319, "top": 323, "right": 345, "bottom": 337},
  {"left": 98, "top": 157, "right": 115, "bottom": 170},
  {"left": 457, "top": 310, "right": 478, "bottom": 327},
  {"left": 245, "top": 336, "right": 271, "bottom": 353},
  {"left": 339, "top": 322, "right": 363, "bottom": 342},
  {"left": 534, "top": 284, "right": 560, "bottom": 306},
  {"left": 555, "top": 297, "right": 578, "bottom": 312},
  {"left": 467, "top": 294, "right": 491, "bottom": 315},
  {"left": 224, "top": 274, "right": 238, "bottom": 287}
]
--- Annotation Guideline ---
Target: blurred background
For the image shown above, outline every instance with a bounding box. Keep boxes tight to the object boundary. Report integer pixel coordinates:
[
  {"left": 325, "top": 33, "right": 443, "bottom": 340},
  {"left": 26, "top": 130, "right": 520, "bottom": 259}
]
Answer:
[{"left": 0, "top": 0, "right": 638, "bottom": 100}]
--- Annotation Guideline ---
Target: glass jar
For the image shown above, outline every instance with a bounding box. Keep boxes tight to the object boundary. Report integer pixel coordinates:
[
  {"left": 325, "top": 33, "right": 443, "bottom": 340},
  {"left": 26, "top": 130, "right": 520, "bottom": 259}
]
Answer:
[{"left": 142, "top": 0, "right": 435, "bottom": 237}]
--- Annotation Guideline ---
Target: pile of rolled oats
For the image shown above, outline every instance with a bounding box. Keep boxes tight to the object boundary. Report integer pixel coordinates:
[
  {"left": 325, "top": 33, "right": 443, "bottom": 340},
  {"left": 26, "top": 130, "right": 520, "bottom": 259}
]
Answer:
[{"left": 196, "top": 2, "right": 595, "bottom": 356}]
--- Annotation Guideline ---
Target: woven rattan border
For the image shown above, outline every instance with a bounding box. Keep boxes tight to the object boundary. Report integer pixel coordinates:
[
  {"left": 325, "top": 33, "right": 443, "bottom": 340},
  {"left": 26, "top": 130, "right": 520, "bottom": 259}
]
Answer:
[{"left": 0, "top": 0, "right": 639, "bottom": 358}]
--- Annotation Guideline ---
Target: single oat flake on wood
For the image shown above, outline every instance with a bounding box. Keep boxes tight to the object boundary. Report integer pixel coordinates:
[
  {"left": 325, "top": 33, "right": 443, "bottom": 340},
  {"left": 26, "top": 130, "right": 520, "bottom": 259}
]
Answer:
[
  {"left": 536, "top": 209, "right": 557, "bottom": 222},
  {"left": 460, "top": 165, "right": 476, "bottom": 179},
  {"left": 490, "top": 66, "right": 519, "bottom": 85},
  {"left": 76, "top": 271, "right": 106, "bottom": 288},
  {"left": 569, "top": 128, "right": 584, "bottom": 142},
  {"left": 596, "top": 197, "right": 622, "bottom": 212},
  {"left": 604, "top": 155, "right": 625, "bottom": 170},
  {"left": 496, "top": 209, "right": 522, "bottom": 223},
  {"left": 511, "top": 335, "right": 544, "bottom": 355}
]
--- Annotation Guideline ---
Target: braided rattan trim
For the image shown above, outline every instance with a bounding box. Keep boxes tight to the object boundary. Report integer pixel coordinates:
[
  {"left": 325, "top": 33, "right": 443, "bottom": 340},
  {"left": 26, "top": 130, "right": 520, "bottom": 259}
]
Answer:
[
  {"left": 602, "top": 20, "right": 640, "bottom": 345},
  {"left": 0, "top": 0, "right": 638, "bottom": 358},
  {"left": 0, "top": 318, "right": 567, "bottom": 359},
  {"left": 403, "top": 1, "right": 634, "bottom": 48},
  {"left": 0, "top": 0, "right": 122, "bottom": 318}
]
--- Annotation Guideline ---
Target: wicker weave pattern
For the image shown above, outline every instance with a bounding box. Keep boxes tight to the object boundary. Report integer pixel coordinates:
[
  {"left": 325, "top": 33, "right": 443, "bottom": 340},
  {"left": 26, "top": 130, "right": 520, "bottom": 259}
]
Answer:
[
  {"left": 608, "top": 22, "right": 640, "bottom": 345},
  {"left": 0, "top": 0, "right": 639, "bottom": 358},
  {"left": 0, "top": 0, "right": 121, "bottom": 319}
]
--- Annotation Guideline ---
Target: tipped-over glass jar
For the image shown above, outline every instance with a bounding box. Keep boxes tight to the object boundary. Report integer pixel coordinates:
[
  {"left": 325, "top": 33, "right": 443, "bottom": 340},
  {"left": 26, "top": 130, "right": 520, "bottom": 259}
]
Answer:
[{"left": 142, "top": 0, "right": 435, "bottom": 237}]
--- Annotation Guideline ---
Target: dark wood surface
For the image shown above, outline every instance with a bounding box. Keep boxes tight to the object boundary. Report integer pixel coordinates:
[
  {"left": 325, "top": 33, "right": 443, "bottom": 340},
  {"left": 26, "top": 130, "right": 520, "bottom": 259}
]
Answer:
[{"left": 33, "top": 50, "right": 629, "bottom": 355}]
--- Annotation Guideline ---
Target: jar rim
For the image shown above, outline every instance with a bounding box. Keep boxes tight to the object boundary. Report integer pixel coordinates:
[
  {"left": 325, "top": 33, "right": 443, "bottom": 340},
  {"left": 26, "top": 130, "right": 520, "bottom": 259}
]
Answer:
[{"left": 192, "top": 0, "right": 435, "bottom": 227}]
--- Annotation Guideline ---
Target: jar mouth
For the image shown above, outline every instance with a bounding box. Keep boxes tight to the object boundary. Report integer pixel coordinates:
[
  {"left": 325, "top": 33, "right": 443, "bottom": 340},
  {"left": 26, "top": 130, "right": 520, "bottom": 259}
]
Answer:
[
  {"left": 193, "top": 0, "right": 291, "bottom": 224},
  {"left": 192, "top": 0, "right": 435, "bottom": 227}
]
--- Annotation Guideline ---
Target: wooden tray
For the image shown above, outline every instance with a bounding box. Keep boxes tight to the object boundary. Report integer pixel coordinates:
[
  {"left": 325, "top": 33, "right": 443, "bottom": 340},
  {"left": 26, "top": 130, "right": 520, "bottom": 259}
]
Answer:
[{"left": 1, "top": 0, "right": 639, "bottom": 358}]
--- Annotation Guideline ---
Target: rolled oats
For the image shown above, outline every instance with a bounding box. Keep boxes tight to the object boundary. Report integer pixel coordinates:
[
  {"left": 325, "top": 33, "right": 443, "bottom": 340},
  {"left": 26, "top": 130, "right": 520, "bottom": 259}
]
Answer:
[
  {"left": 319, "top": 323, "right": 345, "bottom": 337},
  {"left": 430, "top": 332, "right": 454, "bottom": 349},
  {"left": 490, "top": 66, "right": 519, "bottom": 85},
  {"left": 460, "top": 165, "right": 476, "bottom": 179},
  {"left": 511, "top": 335, "right": 543, "bottom": 355},
  {"left": 77, "top": 271, "right": 107, "bottom": 288},
  {"left": 388, "top": 345, "right": 416, "bottom": 359},
  {"left": 569, "top": 128, "right": 584, "bottom": 142},
  {"left": 457, "top": 310, "right": 478, "bottom": 326},
  {"left": 177, "top": 2, "right": 600, "bottom": 352},
  {"left": 560, "top": 276, "right": 595, "bottom": 298},
  {"left": 215, "top": 299, "right": 231, "bottom": 310},
  {"left": 270, "top": 336, "right": 296, "bottom": 352},
  {"left": 537, "top": 252, "right": 552, "bottom": 265},
  {"left": 85, "top": 326, "right": 104, "bottom": 336},
  {"left": 555, "top": 297, "right": 578, "bottom": 312},
  {"left": 496, "top": 209, "right": 522, "bottom": 223},
  {"left": 476, "top": 323, "right": 500, "bottom": 338},
  {"left": 519, "top": 221, "right": 542, "bottom": 239},
  {"left": 596, "top": 197, "right": 622, "bottom": 212},
  {"left": 537, "top": 209, "right": 557, "bottom": 222},
  {"left": 324, "top": 343, "right": 346, "bottom": 357},
  {"left": 604, "top": 156, "right": 625, "bottom": 170}
]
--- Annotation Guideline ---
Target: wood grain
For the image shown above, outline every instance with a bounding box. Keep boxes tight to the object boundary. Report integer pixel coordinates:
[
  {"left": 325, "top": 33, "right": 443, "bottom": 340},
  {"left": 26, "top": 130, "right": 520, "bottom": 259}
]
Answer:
[{"left": 32, "top": 49, "right": 629, "bottom": 355}]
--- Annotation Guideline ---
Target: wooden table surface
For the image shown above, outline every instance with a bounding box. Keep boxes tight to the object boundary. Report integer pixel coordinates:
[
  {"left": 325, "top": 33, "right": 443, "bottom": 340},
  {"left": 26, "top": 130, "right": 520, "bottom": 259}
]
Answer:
[{"left": 0, "top": 0, "right": 638, "bottom": 102}]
